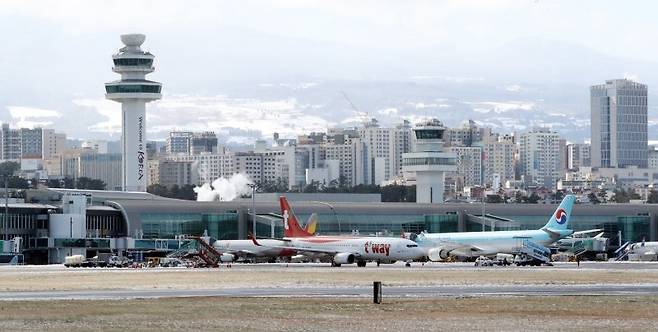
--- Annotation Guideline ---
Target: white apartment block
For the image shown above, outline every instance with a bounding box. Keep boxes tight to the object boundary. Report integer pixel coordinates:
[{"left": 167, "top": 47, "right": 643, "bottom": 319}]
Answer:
[
  {"left": 165, "top": 153, "right": 233, "bottom": 184},
  {"left": 359, "top": 119, "right": 412, "bottom": 184},
  {"left": 482, "top": 134, "right": 516, "bottom": 187},
  {"left": 449, "top": 146, "right": 482, "bottom": 190},
  {"left": 519, "top": 128, "right": 561, "bottom": 189},
  {"left": 42, "top": 129, "right": 66, "bottom": 160}
]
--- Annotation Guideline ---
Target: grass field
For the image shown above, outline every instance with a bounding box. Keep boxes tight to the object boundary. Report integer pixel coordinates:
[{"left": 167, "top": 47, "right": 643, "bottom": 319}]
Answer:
[
  {"left": 2, "top": 264, "right": 658, "bottom": 292},
  {"left": 1, "top": 296, "right": 657, "bottom": 331}
]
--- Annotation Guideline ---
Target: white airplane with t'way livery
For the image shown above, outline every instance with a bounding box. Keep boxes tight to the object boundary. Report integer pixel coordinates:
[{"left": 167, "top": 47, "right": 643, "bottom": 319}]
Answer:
[
  {"left": 416, "top": 195, "right": 577, "bottom": 261},
  {"left": 211, "top": 208, "right": 317, "bottom": 263},
  {"left": 251, "top": 197, "right": 426, "bottom": 267}
]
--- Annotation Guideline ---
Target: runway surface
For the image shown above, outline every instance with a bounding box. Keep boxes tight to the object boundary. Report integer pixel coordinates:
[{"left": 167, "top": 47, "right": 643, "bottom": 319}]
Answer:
[{"left": 3, "top": 283, "right": 658, "bottom": 301}]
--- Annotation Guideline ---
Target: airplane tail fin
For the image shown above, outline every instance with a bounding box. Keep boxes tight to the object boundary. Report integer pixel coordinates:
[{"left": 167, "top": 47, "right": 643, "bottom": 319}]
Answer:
[
  {"left": 304, "top": 213, "right": 318, "bottom": 235},
  {"left": 542, "top": 195, "right": 576, "bottom": 231},
  {"left": 280, "top": 196, "right": 314, "bottom": 238}
]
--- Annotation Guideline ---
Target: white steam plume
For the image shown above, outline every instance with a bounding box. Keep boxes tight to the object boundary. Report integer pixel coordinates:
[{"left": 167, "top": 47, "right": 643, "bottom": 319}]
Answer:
[{"left": 194, "top": 173, "right": 253, "bottom": 202}]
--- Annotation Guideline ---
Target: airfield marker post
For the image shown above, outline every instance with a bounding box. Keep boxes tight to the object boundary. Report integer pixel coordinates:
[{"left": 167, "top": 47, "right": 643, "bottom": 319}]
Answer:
[{"left": 373, "top": 281, "right": 382, "bottom": 304}]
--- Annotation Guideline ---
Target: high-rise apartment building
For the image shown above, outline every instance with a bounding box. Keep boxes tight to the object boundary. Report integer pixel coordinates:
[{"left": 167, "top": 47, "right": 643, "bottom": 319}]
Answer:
[
  {"left": 482, "top": 134, "right": 516, "bottom": 187},
  {"left": 1, "top": 124, "right": 21, "bottom": 161},
  {"left": 449, "top": 146, "right": 482, "bottom": 190},
  {"left": 42, "top": 129, "right": 66, "bottom": 160},
  {"left": 519, "top": 128, "right": 561, "bottom": 188},
  {"left": 359, "top": 119, "right": 412, "bottom": 184},
  {"left": 147, "top": 159, "right": 198, "bottom": 187},
  {"left": 166, "top": 131, "right": 218, "bottom": 155},
  {"left": 591, "top": 79, "right": 648, "bottom": 168},
  {"left": 444, "top": 120, "right": 492, "bottom": 147},
  {"left": 166, "top": 131, "right": 193, "bottom": 154}
]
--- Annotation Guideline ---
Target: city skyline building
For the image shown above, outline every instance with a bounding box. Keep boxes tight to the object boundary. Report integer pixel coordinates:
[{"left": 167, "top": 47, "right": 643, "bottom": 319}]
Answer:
[
  {"left": 519, "top": 127, "right": 561, "bottom": 189},
  {"left": 591, "top": 79, "right": 648, "bottom": 168},
  {"left": 105, "top": 33, "right": 162, "bottom": 192}
]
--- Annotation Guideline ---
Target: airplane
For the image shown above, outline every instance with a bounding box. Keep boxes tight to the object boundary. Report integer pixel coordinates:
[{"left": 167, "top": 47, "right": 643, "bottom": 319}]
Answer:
[
  {"left": 416, "top": 194, "right": 576, "bottom": 261},
  {"left": 212, "top": 210, "right": 316, "bottom": 263},
  {"left": 250, "top": 196, "right": 427, "bottom": 267},
  {"left": 626, "top": 240, "right": 658, "bottom": 255}
]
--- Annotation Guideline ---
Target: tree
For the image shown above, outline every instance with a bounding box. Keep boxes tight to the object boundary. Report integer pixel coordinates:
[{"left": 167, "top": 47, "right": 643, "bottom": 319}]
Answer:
[
  {"left": 648, "top": 190, "right": 658, "bottom": 204},
  {"left": 147, "top": 184, "right": 170, "bottom": 197},
  {"left": 75, "top": 177, "right": 106, "bottom": 190},
  {"left": 526, "top": 192, "right": 540, "bottom": 204},
  {"left": 588, "top": 192, "right": 601, "bottom": 204},
  {"left": 45, "top": 177, "right": 75, "bottom": 189},
  {"left": 0, "top": 161, "right": 19, "bottom": 178},
  {"left": 612, "top": 188, "right": 630, "bottom": 203},
  {"left": 485, "top": 194, "right": 504, "bottom": 204}
]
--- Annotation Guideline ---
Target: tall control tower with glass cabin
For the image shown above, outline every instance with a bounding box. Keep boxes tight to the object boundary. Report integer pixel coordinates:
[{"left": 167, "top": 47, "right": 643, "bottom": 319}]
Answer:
[
  {"left": 105, "top": 34, "right": 162, "bottom": 192},
  {"left": 402, "top": 119, "right": 456, "bottom": 203}
]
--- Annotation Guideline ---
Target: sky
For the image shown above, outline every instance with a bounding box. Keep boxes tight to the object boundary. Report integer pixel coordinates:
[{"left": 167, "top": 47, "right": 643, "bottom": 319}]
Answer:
[{"left": 1, "top": 0, "right": 658, "bottom": 143}]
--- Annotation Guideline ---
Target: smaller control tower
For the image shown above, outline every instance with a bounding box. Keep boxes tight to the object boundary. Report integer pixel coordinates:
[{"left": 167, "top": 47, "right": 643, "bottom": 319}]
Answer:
[
  {"left": 402, "top": 119, "right": 456, "bottom": 203},
  {"left": 105, "top": 34, "right": 162, "bottom": 192}
]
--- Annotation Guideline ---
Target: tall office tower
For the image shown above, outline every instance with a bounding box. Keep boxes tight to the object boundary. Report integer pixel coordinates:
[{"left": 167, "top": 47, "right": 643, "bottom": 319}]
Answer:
[
  {"left": 566, "top": 143, "right": 591, "bottom": 171},
  {"left": 648, "top": 147, "right": 658, "bottom": 169},
  {"left": 105, "top": 34, "right": 162, "bottom": 192},
  {"left": 42, "top": 129, "right": 66, "bottom": 160},
  {"left": 591, "top": 79, "right": 648, "bottom": 168},
  {"left": 519, "top": 128, "right": 561, "bottom": 189},
  {"left": 402, "top": 119, "right": 457, "bottom": 203}
]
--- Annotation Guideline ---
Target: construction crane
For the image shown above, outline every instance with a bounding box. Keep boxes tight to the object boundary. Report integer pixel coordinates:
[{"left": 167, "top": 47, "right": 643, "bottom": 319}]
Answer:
[{"left": 341, "top": 91, "right": 374, "bottom": 127}]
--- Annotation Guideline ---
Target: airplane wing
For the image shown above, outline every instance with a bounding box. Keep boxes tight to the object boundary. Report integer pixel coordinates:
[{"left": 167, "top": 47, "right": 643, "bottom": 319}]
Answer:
[
  {"left": 249, "top": 235, "right": 359, "bottom": 257},
  {"left": 571, "top": 229, "right": 604, "bottom": 237}
]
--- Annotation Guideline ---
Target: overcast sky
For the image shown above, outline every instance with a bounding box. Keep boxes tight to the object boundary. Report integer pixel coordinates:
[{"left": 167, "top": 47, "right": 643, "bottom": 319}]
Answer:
[{"left": 1, "top": 0, "right": 657, "bottom": 141}]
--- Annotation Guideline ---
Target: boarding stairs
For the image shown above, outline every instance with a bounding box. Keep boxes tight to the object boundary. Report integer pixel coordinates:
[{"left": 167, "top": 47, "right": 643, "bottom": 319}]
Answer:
[
  {"left": 166, "top": 240, "right": 198, "bottom": 259},
  {"left": 512, "top": 239, "right": 552, "bottom": 264},
  {"left": 614, "top": 241, "right": 631, "bottom": 261},
  {"left": 187, "top": 236, "right": 221, "bottom": 267}
]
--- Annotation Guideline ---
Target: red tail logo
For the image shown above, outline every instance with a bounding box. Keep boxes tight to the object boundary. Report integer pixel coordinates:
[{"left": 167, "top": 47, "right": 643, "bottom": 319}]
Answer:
[{"left": 280, "top": 196, "right": 314, "bottom": 238}]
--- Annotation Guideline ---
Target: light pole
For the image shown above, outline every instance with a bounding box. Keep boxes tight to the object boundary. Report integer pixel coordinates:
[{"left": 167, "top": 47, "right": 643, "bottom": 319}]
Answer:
[
  {"left": 3, "top": 177, "right": 7, "bottom": 241},
  {"left": 248, "top": 183, "right": 257, "bottom": 238},
  {"left": 311, "top": 201, "right": 340, "bottom": 234}
]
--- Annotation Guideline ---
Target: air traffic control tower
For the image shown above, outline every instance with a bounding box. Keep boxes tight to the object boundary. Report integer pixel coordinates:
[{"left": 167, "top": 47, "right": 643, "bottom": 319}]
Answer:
[
  {"left": 402, "top": 119, "right": 456, "bottom": 203},
  {"left": 105, "top": 34, "right": 162, "bottom": 192}
]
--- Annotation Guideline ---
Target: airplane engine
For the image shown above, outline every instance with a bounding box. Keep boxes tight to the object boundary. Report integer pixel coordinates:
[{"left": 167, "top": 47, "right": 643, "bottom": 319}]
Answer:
[
  {"left": 333, "top": 253, "right": 355, "bottom": 265},
  {"left": 427, "top": 247, "right": 451, "bottom": 262},
  {"left": 219, "top": 253, "right": 236, "bottom": 262}
]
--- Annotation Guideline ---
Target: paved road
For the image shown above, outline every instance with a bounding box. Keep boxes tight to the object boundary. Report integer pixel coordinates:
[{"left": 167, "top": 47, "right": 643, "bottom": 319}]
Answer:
[{"left": 3, "top": 284, "right": 658, "bottom": 301}]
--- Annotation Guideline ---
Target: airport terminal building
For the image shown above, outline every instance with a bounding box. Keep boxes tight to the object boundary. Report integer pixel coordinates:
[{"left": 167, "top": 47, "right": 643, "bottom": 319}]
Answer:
[{"left": 1, "top": 189, "right": 657, "bottom": 264}]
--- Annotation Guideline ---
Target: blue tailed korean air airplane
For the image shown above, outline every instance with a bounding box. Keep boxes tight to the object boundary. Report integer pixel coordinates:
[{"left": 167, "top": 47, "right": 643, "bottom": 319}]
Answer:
[{"left": 416, "top": 195, "right": 576, "bottom": 261}]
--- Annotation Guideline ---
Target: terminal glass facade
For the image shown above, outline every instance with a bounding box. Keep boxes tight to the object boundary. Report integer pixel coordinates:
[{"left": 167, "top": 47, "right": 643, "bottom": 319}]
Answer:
[
  {"left": 296, "top": 213, "right": 458, "bottom": 236},
  {"left": 139, "top": 212, "right": 239, "bottom": 240}
]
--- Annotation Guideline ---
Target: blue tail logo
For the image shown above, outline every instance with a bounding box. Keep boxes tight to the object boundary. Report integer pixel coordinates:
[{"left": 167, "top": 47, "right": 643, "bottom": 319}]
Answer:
[
  {"left": 555, "top": 208, "right": 567, "bottom": 225},
  {"left": 543, "top": 195, "right": 575, "bottom": 231}
]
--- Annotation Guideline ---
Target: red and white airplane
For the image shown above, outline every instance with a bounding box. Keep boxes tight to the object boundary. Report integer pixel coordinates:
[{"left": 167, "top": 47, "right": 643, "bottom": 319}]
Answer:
[
  {"left": 251, "top": 197, "right": 426, "bottom": 267},
  {"left": 212, "top": 202, "right": 316, "bottom": 263}
]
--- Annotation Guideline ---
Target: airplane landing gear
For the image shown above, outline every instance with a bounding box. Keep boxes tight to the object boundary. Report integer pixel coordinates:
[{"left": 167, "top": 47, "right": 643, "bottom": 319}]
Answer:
[{"left": 357, "top": 260, "right": 367, "bottom": 267}]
